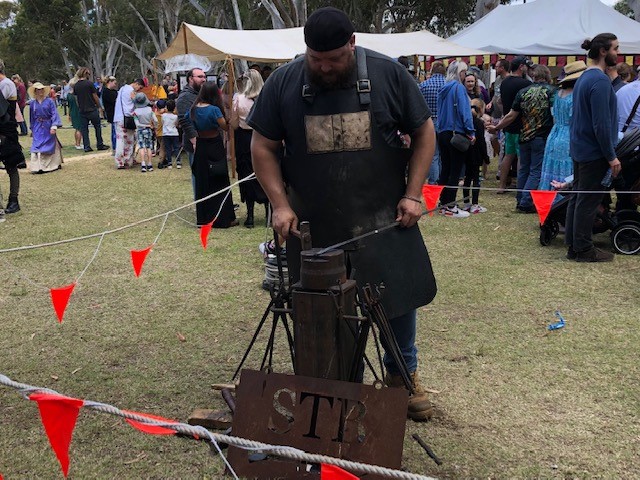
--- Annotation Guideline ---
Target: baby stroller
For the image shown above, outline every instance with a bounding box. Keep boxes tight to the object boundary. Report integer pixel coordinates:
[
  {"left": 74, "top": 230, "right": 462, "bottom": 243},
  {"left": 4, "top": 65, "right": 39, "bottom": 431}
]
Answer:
[{"left": 539, "top": 128, "right": 640, "bottom": 255}]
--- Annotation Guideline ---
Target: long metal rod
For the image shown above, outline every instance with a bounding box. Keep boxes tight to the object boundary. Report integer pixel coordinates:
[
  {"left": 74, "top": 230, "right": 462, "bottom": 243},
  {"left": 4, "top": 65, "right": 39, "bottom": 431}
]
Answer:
[{"left": 315, "top": 195, "right": 472, "bottom": 256}]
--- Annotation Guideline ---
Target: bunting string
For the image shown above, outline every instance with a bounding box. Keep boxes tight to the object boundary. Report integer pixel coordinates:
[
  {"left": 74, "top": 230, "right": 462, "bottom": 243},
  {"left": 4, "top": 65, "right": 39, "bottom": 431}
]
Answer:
[
  {"left": 171, "top": 212, "right": 198, "bottom": 227},
  {"left": 0, "top": 258, "right": 49, "bottom": 290},
  {"left": 0, "top": 373, "right": 436, "bottom": 480},
  {"left": 152, "top": 214, "right": 170, "bottom": 245},
  {"left": 0, "top": 174, "right": 258, "bottom": 254},
  {"left": 1, "top": 180, "right": 635, "bottom": 321},
  {"left": 0, "top": 182, "right": 635, "bottom": 255},
  {"left": 76, "top": 234, "right": 105, "bottom": 283}
]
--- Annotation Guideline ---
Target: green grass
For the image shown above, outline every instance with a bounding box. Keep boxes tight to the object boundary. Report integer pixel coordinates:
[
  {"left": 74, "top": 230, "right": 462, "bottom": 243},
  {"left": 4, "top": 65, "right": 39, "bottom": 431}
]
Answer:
[{"left": 1, "top": 151, "right": 639, "bottom": 479}]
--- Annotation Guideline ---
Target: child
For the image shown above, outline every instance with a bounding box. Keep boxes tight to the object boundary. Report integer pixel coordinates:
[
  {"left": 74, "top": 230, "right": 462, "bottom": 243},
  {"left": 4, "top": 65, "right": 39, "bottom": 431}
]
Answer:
[
  {"left": 154, "top": 99, "right": 167, "bottom": 168},
  {"left": 462, "top": 98, "right": 489, "bottom": 214},
  {"left": 161, "top": 99, "right": 180, "bottom": 169},
  {"left": 132, "top": 92, "right": 157, "bottom": 172}
]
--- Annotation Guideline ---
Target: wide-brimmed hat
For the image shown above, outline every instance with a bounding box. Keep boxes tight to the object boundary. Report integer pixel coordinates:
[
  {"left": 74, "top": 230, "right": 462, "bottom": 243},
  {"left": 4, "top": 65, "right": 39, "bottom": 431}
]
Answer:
[
  {"left": 28, "top": 82, "right": 51, "bottom": 98},
  {"left": 560, "top": 60, "right": 587, "bottom": 84},
  {"left": 133, "top": 92, "right": 150, "bottom": 108}
]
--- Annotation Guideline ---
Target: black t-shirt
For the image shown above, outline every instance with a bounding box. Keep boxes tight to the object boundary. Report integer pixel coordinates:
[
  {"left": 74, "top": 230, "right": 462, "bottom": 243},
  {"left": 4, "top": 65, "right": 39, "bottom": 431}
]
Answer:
[
  {"left": 500, "top": 75, "right": 531, "bottom": 134},
  {"left": 247, "top": 48, "right": 431, "bottom": 149},
  {"left": 74, "top": 79, "right": 98, "bottom": 113},
  {"left": 102, "top": 87, "right": 118, "bottom": 123}
]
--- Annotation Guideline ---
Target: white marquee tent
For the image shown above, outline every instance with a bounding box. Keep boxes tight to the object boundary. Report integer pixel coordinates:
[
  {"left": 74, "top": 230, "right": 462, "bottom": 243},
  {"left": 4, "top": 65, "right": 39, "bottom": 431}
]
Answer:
[
  {"left": 158, "top": 23, "right": 487, "bottom": 63},
  {"left": 449, "top": 0, "right": 640, "bottom": 55}
]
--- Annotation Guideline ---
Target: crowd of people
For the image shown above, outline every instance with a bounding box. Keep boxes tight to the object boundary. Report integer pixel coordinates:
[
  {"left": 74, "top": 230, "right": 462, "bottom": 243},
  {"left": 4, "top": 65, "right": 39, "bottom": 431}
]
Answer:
[
  {"left": 1, "top": 29, "right": 639, "bottom": 260},
  {"left": 418, "top": 34, "right": 639, "bottom": 261},
  {"left": 0, "top": 62, "right": 275, "bottom": 226}
]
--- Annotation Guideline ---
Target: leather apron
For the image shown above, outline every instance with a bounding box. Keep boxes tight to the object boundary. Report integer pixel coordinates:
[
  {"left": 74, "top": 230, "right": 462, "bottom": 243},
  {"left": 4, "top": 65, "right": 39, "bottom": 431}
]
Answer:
[{"left": 284, "top": 47, "right": 437, "bottom": 319}]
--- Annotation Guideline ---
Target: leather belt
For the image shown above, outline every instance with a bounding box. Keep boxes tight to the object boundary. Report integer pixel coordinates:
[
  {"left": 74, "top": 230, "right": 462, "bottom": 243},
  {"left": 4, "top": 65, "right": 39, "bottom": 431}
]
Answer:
[{"left": 198, "top": 129, "right": 219, "bottom": 138}]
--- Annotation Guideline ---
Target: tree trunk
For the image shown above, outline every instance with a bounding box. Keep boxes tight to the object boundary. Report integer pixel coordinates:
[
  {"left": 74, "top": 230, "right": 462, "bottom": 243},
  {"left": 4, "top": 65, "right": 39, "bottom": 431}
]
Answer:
[
  {"left": 628, "top": 0, "right": 640, "bottom": 20},
  {"left": 474, "top": 0, "right": 500, "bottom": 22},
  {"left": 231, "top": 0, "right": 248, "bottom": 72},
  {"left": 260, "top": 0, "right": 287, "bottom": 28}
]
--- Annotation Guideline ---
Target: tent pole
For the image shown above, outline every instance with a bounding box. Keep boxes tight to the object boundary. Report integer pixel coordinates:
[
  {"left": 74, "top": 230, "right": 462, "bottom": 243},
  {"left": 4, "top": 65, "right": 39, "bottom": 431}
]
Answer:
[
  {"left": 152, "top": 58, "right": 159, "bottom": 100},
  {"left": 226, "top": 55, "right": 237, "bottom": 179},
  {"left": 183, "top": 23, "right": 189, "bottom": 54}
]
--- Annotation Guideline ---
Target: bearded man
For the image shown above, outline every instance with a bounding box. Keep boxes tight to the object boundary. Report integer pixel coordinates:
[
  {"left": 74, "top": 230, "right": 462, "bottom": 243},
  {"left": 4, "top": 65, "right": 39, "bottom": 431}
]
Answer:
[
  {"left": 565, "top": 33, "right": 622, "bottom": 262},
  {"left": 248, "top": 7, "right": 438, "bottom": 420},
  {"left": 176, "top": 68, "right": 206, "bottom": 193}
]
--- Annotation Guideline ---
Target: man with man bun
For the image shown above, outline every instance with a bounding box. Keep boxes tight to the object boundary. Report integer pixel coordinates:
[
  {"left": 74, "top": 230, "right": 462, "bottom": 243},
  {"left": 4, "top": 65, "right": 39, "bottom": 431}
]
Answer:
[{"left": 566, "top": 33, "right": 621, "bottom": 262}]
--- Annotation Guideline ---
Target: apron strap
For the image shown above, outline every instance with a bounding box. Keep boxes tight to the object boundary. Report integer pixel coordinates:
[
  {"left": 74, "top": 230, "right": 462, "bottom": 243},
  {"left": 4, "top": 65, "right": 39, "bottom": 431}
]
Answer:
[
  {"left": 355, "top": 46, "right": 371, "bottom": 107},
  {"left": 301, "top": 47, "right": 372, "bottom": 106}
]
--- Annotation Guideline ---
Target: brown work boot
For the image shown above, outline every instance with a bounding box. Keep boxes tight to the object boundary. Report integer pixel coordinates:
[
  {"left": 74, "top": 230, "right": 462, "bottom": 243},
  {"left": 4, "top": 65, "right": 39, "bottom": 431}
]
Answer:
[
  {"left": 575, "top": 247, "right": 614, "bottom": 263},
  {"left": 384, "top": 371, "right": 433, "bottom": 421}
]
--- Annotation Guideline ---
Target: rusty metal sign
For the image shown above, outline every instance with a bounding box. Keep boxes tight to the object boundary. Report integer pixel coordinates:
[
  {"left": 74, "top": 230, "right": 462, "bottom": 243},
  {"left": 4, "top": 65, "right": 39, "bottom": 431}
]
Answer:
[{"left": 227, "top": 369, "right": 408, "bottom": 479}]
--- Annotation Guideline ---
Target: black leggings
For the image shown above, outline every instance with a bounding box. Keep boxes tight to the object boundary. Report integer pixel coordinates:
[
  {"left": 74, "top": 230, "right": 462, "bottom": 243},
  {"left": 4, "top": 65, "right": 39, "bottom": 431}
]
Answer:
[{"left": 463, "top": 160, "right": 480, "bottom": 205}]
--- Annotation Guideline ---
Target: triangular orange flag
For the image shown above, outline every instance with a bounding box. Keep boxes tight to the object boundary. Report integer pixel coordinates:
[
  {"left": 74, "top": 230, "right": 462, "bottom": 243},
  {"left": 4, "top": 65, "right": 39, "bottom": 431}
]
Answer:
[
  {"left": 199, "top": 219, "right": 215, "bottom": 250},
  {"left": 321, "top": 464, "right": 359, "bottom": 480},
  {"left": 530, "top": 190, "right": 557, "bottom": 225},
  {"left": 30, "top": 393, "right": 85, "bottom": 478},
  {"left": 421, "top": 184, "right": 445, "bottom": 216},
  {"left": 123, "top": 410, "right": 178, "bottom": 435},
  {"left": 50, "top": 283, "right": 76, "bottom": 323},
  {"left": 130, "top": 245, "right": 153, "bottom": 277}
]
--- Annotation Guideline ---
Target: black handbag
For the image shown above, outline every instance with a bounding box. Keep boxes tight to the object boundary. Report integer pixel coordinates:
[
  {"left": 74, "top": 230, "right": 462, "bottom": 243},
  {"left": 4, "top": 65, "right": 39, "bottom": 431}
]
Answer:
[
  {"left": 208, "top": 159, "right": 228, "bottom": 176},
  {"left": 123, "top": 116, "right": 136, "bottom": 130},
  {"left": 120, "top": 92, "right": 137, "bottom": 130},
  {"left": 450, "top": 132, "right": 471, "bottom": 152},
  {"left": 449, "top": 94, "right": 472, "bottom": 152}
]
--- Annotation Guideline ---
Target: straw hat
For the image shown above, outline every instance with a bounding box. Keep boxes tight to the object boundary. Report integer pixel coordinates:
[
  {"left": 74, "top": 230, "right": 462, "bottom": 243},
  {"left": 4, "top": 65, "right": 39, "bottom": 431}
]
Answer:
[
  {"left": 28, "top": 82, "right": 51, "bottom": 98},
  {"left": 560, "top": 61, "right": 587, "bottom": 85}
]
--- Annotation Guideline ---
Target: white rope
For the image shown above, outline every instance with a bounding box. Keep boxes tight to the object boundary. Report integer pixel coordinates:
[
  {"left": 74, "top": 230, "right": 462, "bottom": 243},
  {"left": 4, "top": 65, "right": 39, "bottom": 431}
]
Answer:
[
  {"left": 76, "top": 233, "right": 105, "bottom": 283},
  {"left": 152, "top": 214, "right": 170, "bottom": 245},
  {"left": 0, "top": 258, "right": 49, "bottom": 290},
  {"left": 0, "top": 174, "right": 257, "bottom": 254},
  {"left": 0, "top": 373, "right": 436, "bottom": 480}
]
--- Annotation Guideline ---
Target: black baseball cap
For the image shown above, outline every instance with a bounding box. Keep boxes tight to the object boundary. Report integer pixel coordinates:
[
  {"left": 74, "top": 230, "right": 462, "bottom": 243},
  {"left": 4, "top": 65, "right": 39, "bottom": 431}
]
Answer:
[
  {"left": 510, "top": 56, "right": 534, "bottom": 71},
  {"left": 304, "top": 7, "right": 354, "bottom": 52}
]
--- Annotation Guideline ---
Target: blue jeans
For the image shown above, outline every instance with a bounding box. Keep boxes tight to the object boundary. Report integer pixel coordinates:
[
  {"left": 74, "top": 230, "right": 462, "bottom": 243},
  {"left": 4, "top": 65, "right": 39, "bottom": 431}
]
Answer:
[
  {"left": 427, "top": 143, "right": 441, "bottom": 185},
  {"left": 516, "top": 136, "right": 545, "bottom": 209},
  {"left": 382, "top": 310, "right": 418, "bottom": 375},
  {"left": 164, "top": 136, "right": 180, "bottom": 165}
]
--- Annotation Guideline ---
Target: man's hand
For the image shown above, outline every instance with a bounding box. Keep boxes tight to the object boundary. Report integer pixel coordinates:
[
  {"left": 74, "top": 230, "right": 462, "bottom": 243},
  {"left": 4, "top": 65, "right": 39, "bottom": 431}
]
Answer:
[
  {"left": 272, "top": 206, "right": 298, "bottom": 239},
  {"left": 190, "top": 137, "right": 196, "bottom": 152},
  {"left": 396, "top": 197, "right": 423, "bottom": 228},
  {"left": 487, "top": 125, "right": 497, "bottom": 134},
  {"left": 609, "top": 157, "right": 622, "bottom": 177}
]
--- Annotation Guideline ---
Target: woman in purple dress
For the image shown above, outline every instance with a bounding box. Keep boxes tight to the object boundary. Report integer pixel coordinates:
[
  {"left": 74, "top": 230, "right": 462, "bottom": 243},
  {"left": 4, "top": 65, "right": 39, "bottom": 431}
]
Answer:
[{"left": 28, "top": 82, "right": 63, "bottom": 173}]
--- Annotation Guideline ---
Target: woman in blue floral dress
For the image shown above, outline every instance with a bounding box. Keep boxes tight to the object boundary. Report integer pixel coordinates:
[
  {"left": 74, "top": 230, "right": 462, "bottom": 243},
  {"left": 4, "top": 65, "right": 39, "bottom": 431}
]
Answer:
[{"left": 539, "top": 61, "right": 586, "bottom": 190}]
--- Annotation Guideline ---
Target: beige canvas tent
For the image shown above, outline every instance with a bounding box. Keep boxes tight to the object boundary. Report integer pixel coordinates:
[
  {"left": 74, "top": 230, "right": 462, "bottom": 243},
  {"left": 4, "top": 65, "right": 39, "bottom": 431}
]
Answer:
[{"left": 158, "top": 23, "right": 488, "bottom": 63}]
